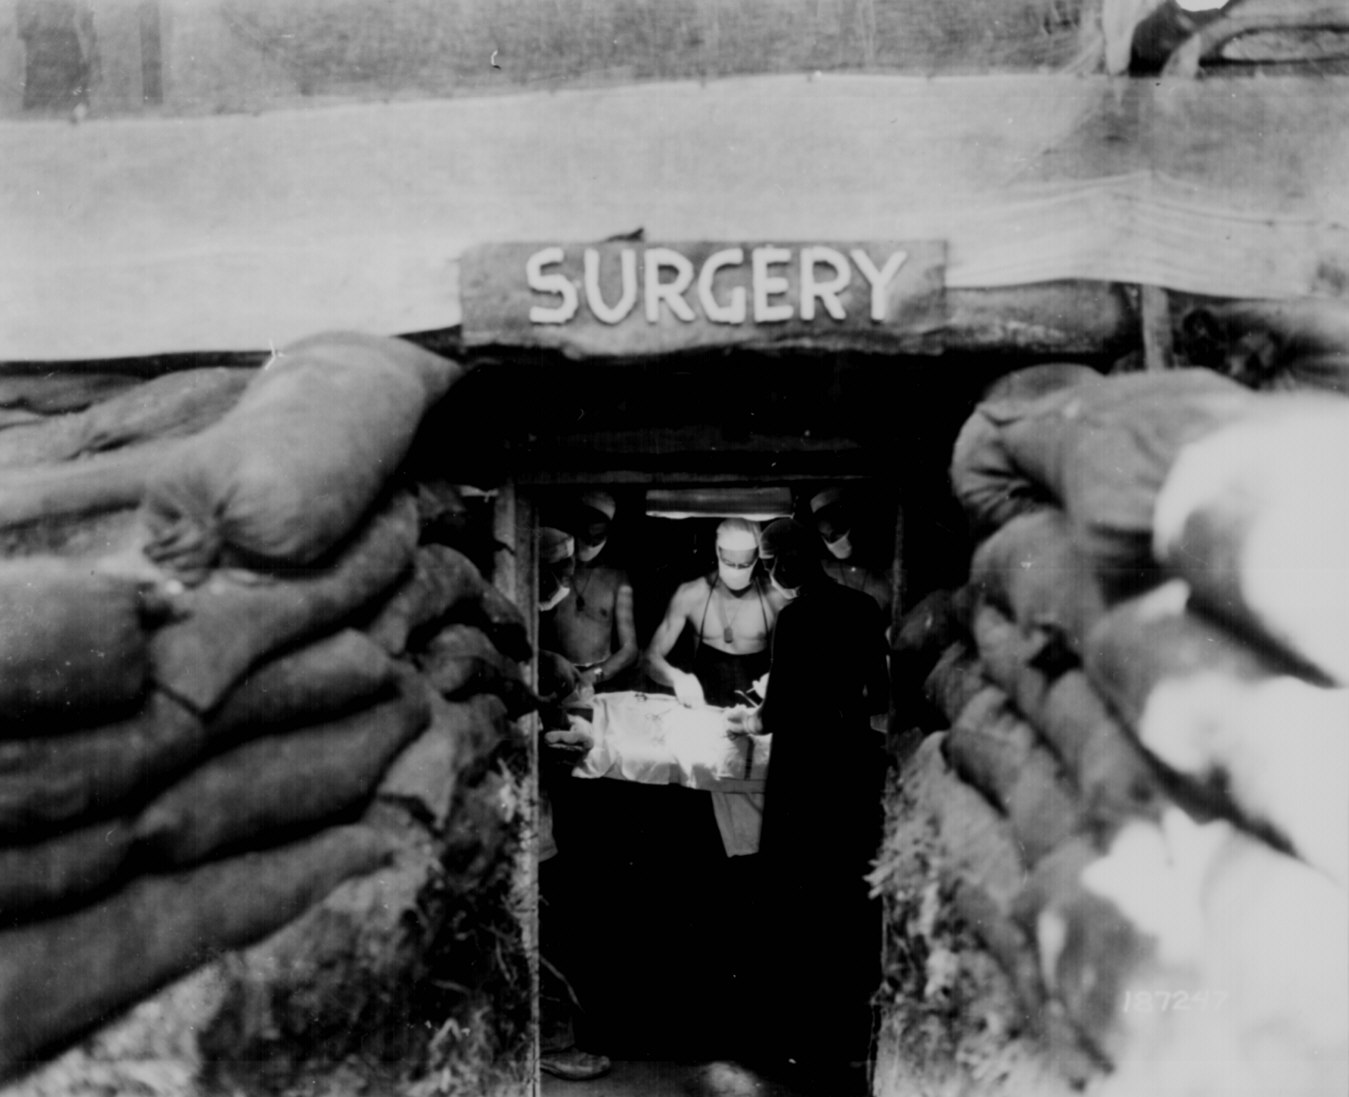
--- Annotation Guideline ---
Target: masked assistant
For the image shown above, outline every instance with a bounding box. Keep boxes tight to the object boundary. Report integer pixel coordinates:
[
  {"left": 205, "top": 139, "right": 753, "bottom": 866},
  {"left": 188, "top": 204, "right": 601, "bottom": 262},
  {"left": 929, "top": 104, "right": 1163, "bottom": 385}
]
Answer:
[{"left": 716, "top": 518, "right": 760, "bottom": 592}]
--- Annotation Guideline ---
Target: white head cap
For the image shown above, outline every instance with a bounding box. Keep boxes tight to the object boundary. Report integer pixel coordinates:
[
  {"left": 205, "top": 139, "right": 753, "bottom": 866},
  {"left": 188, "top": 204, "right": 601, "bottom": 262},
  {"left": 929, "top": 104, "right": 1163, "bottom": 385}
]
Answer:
[
  {"left": 578, "top": 490, "right": 617, "bottom": 521},
  {"left": 809, "top": 487, "right": 844, "bottom": 515},
  {"left": 716, "top": 517, "right": 761, "bottom": 553}
]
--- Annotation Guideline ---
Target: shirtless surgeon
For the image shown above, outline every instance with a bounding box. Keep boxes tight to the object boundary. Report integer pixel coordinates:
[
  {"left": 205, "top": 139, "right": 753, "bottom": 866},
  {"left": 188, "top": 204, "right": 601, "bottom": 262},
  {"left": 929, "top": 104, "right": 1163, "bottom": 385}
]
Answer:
[
  {"left": 540, "top": 490, "right": 640, "bottom": 693},
  {"left": 645, "top": 517, "right": 787, "bottom": 709}
]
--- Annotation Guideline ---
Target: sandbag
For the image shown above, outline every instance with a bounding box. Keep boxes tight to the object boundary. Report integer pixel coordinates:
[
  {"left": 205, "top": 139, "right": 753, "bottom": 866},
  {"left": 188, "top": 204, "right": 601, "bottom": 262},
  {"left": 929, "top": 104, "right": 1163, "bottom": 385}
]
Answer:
[
  {"left": 1086, "top": 583, "right": 1349, "bottom": 884},
  {"left": 922, "top": 642, "right": 990, "bottom": 726},
  {"left": 139, "top": 333, "right": 470, "bottom": 579},
  {"left": 415, "top": 623, "right": 537, "bottom": 716},
  {"left": 1010, "top": 833, "right": 1154, "bottom": 1060},
  {"left": 1153, "top": 394, "right": 1349, "bottom": 685},
  {"left": 902, "top": 733, "right": 1028, "bottom": 911},
  {"left": 944, "top": 689, "right": 1086, "bottom": 864},
  {"left": 952, "top": 370, "right": 1255, "bottom": 572},
  {"left": 0, "top": 369, "right": 253, "bottom": 470},
  {"left": 0, "top": 824, "right": 397, "bottom": 1080},
  {"left": 972, "top": 601, "right": 1162, "bottom": 829},
  {"left": 133, "top": 674, "right": 432, "bottom": 868},
  {"left": 892, "top": 588, "right": 972, "bottom": 682},
  {"left": 1180, "top": 297, "right": 1349, "bottom": 396},
  {"left": 0, "top": 559, "right": 152, "bottom": 724},
  {"left": 0, "top": 438, "right": 188, "bottom": 530},
  {"left": 365, "top": 543, "right": 530, "bottom": 661},
  {"left": 0, "top": 506, "right": 140, "bottom": 561},
  {"left": 981, "top": 362, "right": 1108, "bottom": 405},
  {"left": 0, "top": 691, "right": 203, "bottom": 836},
  {"left": 1031, "top": 813, "right": 1349, "bottom": 1090},
  {"left": 970, "top": 508, "right": 1114, "bottom": 660},
  {"left": 413, "top": 479, "right": 472, "bottom": 540},
  {"left": 150, "top": 491, "right": 418, "bottom": 713},
  {"left": 0, "top": 409, "right": 41, "bottom": 429},
  {"left": 949, "top": 365, "right": 1109, "bottom": 539},
  {"left": 207, "top": 629, "right": 397, "bottom": 741},
  {"left": 0, "top": 372, "right": 142, "bottom": 414},
  {"left": 0, "top": 820, "right": 134, "bottom": 922},
  {"left": 377, "top": 692, "right": 511, "bottom": 831}
]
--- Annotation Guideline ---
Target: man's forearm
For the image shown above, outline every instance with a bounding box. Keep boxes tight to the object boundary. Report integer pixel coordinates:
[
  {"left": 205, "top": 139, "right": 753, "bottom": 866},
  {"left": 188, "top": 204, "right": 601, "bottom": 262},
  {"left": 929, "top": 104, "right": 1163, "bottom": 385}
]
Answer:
[
  {"left": 594, "top": 642, "right": 638, "bottom": 684},
  {"left": 644, "top": 649, "right": 680, "bottom": 687}
]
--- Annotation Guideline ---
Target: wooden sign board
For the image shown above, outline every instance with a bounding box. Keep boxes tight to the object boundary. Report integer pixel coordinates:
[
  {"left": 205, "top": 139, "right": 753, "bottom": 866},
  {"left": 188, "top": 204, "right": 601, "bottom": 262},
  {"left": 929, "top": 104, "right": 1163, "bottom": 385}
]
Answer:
[{"left": 460, "top": 241, "right": 946, "bottom": 358}]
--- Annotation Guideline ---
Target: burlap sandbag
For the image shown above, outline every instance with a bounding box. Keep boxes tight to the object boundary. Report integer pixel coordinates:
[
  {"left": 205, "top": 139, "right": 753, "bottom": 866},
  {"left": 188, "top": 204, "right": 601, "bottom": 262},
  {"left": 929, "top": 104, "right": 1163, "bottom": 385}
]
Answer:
[
  {"left": 944, "top": 688, "right": 1086, "bottom": 865},
  {"left": 972, "top": 601, "right": 1162, "bottom": 828},
  {"left": 1153, "top": 394, "right": 1349, "bottom": 685},
  {"left": 0, "top": 506, "right": 140, "bottom": 562},
  {"left": 0, "top": 820, "right": 134, "bottom": 922},
  {"left": 150, "top": 491, "right": 417, "bottom": 713},
  {"left": 922, "top": 642, "right": 990, "bottom": 726},
  {"left": 0, "top": 559, "right": 152, "bottom": 724},
  {"left": 1179, "top": 297, "right": 1349, "bottom": 396},
  {"left": 949, "top": 365, "right": 1108, "bottom": 539},
  {"left": 0, "top": 438, "right": 188, "bottom": 531},
  {"left": 0, "top": 691, "right": 202, "bottom": 836},
  {"left": 1009, "top": 833, "right": 1153, "bottom": 1060},
  {"left": 971, "top": 507, "right": 1115, "bottom": 660},
  {"left": 0, "top": 372, "right": 142, "bottom": 415},
  {"left": 0, "top": 824, "right": 397, "bottom": 1080},
  {"left": 133, "top": 673, "right": 431, "bottom": 868},
  {"left": 377, "top": 692, "right": 511, "bottom": 831},
  {"left": 365, "top": 544, "right": 530, "bottom": 661},
  {"left": 892, "top": 588, "right": 972, "bottom": 683},
  {"left": 414, "top": 623, "right": 536, "bottom": 716},
  {"left": 1085, "top": 582, "right": 1349, "bottom": 885},
  {"left": 139, "top": 333, "right": 469, "bottom": 580},
  {"left": 207, "top": 629, "right": 397, "bottom": 742},
  {"left": 0, "top": 369, "right": 253, "bottom": 470},
  {"left": 952, "top": 370, "right": 1255, "bottom": 573}
]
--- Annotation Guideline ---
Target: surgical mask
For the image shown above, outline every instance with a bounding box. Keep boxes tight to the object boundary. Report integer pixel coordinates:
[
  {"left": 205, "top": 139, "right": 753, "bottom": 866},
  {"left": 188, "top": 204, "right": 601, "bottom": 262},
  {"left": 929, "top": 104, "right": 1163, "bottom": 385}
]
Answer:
[
  {"left": 824, "top": 531, "right": 853, "bottom": 560},
  {"left": 576, "top": 539, "right": 606, "bottom": 563},
  {"left": 769, "top": 571, "right": 799, "bottom": 601},
  {"left": 718, "top": 560, "right": 755, "bottom": 592},
  {"left": 539, "top": 583, "right": 571, "bottom": 612}
]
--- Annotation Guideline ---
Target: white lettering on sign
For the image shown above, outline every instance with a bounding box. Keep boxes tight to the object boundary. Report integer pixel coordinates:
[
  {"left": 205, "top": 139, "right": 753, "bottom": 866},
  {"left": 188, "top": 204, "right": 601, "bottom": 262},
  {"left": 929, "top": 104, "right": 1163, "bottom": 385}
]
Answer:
[
  {"left": 800, "top": 246, "right": 851, "bottom": 321},
  {"left": 525, "top": 245, "right": 915, "bottom": 326},
  {"left": 584, "top": 248, "right": 638, "bottom": 325},
  {"left": 644, "top": 248, "right": 697, "bottom": 323},
  {"left": 850, "top": 248, "right": 908, "bottom": 321},
  {"left": 698, "top": 247, "right": 746, "bottom": 324},
  {"left": 526, "top": 247, "right": 578, "bottom": 324},
  {"left": 752, "top": 246, "right": 794, "bottom": 323}
]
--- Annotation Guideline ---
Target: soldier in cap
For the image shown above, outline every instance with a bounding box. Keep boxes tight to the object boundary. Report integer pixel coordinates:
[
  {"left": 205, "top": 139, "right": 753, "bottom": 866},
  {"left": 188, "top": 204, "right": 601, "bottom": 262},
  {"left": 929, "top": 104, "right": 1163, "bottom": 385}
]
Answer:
[
  {"left": 541, "top": 490, "right": 639, "bottom": 693},
  {"left": 808, "top": 486, "right": 894, "bottom": 620},
  {"left": 537, "top": 523, "right": 612, "bottom": 1081},
  {"left": 645, "top": 517, "right": 786, "bottom": 709}
]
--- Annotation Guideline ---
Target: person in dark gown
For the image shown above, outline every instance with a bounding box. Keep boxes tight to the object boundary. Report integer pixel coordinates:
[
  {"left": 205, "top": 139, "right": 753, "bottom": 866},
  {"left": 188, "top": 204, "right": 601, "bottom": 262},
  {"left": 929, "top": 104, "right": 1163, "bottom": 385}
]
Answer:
[{"left": 727, "top": 518, "right": 891, "bottom": 1092}]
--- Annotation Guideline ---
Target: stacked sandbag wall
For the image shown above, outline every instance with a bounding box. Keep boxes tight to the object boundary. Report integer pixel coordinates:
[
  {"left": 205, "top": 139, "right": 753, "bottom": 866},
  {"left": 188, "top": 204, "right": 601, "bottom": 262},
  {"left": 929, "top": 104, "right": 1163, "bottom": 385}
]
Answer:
[
  {"left": 0, "top": 334, "right": 536, "bottom": 1094},
  {"left": 874, "top": 366, "right": 1349, "bottom": 1097}
]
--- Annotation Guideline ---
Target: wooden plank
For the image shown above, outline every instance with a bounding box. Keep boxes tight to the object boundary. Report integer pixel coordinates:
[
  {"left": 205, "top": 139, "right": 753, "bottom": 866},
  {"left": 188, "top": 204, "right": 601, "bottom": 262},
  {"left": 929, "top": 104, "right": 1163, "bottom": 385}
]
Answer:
[
  {"left": 461, "top": 241, "right": 947, "bottom": 359},
  {"left": 491, "top": 484, "right": 539, "bottom": 1085},
  {"left": 945, "top": 282, "right": 1137, "bottom": 355},
  {"left": 1140, "top": 285, "right": 1176, "bottom": 370}
]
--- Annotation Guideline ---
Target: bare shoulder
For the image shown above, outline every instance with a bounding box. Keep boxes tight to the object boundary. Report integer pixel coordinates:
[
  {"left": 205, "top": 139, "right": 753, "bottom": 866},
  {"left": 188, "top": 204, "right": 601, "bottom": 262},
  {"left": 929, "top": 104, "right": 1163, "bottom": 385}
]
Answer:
[{"left": 670, "top": 575, "right": 711, "bottom": 615}]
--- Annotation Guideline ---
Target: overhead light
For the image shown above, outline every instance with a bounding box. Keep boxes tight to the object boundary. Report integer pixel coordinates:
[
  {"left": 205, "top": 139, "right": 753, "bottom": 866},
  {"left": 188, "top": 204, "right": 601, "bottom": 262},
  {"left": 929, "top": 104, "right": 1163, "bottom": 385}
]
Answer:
[{"left": 645, "top": 486, "right": 793, "bottom": 521}]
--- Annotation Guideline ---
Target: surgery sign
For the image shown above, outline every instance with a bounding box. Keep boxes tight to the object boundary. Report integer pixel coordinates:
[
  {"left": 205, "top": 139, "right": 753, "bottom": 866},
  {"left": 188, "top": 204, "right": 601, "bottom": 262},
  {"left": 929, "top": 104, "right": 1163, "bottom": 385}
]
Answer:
[{"left": 459, "top": 241, "right": 946, "bottom": 358}]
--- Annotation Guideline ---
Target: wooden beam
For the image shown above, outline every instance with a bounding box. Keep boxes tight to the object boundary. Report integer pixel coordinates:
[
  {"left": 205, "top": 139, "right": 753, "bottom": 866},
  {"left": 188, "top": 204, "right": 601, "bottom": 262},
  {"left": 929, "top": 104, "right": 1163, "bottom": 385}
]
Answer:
[
  {"left": 491, "top": 483, "right": 539, "bottom": 1085},
  {"left": 1140, "top": 284, "right": 1176, "bottom": 370},
  {"left": 945, "top": 282, "right": 1137, "bottom": 357}
]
